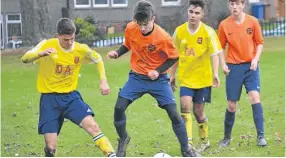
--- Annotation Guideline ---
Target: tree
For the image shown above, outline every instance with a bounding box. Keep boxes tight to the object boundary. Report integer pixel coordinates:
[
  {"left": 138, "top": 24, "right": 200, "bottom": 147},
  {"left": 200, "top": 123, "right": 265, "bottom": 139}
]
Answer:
[{"left": 20, "top": 0, "right": 52, "bottom": 46}]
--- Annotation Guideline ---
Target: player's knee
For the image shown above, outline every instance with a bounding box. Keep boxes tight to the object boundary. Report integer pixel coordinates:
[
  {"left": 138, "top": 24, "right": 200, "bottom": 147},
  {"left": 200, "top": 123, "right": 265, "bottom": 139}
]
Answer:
[
  {"left": 114, "top": 97, "right": 131, "bottom": 111},
  {"left": 114, "top": 97, "right": 131, "bottom": 121},
  {"left": 180, "top": 104, "right": 191, "bottom": 113},
  {"left": 228, "top": 101, "right": 237, "bottom": 112},
  {"left": 164, "top": 104, "right": 183, "bottom": 125},
  {"left": 248, "top": 93, "right": 260, "bottom": 104}
]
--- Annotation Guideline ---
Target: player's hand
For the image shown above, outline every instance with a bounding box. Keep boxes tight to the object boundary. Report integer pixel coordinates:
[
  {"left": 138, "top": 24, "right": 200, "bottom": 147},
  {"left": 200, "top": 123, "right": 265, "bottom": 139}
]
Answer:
[
  {"left": 148, "top": 70, "right": 159, "bottom": 80},
  {"left": 38, "top": 48, "right": 56, "bottom": 57},
  {"left": 170, "top": 75, "right": 177, "bottom": 92},
  {"left": 222, "top": 64, "right": 230, "bottom": 76},
  {"left": 213, "top": 75, "right": 220, "bottom": 88},
  {"left": 100, "top": 79, "right": 110, "bottom": 95},
  {"left": 250, "top": 58, "right": 259, "bottom": 70},
  {"left": 107, "top": 51, "right": 119, "bottom": 59}
]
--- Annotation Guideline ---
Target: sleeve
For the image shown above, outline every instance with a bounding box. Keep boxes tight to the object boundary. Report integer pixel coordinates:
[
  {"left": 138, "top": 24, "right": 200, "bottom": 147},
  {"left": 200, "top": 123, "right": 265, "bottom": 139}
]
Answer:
[
  {"left": 208, "top": 28, "right": 223, "bottom": 56},
  {"left": 253, "top": 18, "right": 264, "bottom": 45},
  {"left": 21, "top": 39, "right": 47, "bottom": 64},
  {"left": 83, "top": 45, "right": 107, "bottom": 79},
  {"left": 163, "top": 35, "right": 179, "bottom": 59},
  {"left": 122, "top": 25, "right": 131, "bottom": 50},
  {"left": 218, "top": 23, "right": 227, "bottom": 49}
]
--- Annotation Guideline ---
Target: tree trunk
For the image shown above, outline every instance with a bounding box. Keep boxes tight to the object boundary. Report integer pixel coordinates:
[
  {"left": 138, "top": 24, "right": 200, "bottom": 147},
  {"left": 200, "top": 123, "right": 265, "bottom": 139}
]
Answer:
[{"left": 20, "top": 0, "right": 52, "bottom": 46}]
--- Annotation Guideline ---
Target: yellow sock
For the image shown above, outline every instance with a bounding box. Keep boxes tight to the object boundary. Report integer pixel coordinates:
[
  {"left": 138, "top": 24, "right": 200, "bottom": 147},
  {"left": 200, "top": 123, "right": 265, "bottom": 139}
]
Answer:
[
  {"left": 93, "top": 133, "right": 115, "bottom": 157},
  {"left": 181, "top": 113, "right": 193, "bottom": 144},
  {"left": 198, "top": 118, "right": 208, "bottom": 140}
]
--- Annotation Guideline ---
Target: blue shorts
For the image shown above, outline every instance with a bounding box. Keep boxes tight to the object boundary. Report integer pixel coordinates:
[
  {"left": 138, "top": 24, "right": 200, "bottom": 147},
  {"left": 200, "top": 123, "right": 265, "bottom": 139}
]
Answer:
[
  {"left": 226, "top": 63, "right": 260, "bottom": 101},
  {"left": 38, "top": 90, "right": 94, "bottom": 134},
  {"left": 180, "top": 87, "right": 211, "bottom": 104},
  {"left": 119, "top": 71, "right": 176, "bottom": 107}
]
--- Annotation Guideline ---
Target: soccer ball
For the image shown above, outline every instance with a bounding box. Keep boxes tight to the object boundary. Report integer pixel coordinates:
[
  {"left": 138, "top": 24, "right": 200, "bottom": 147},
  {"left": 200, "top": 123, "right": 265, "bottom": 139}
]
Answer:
[{"left": 153, "top": 152, "right": 171, "bottom": 157}]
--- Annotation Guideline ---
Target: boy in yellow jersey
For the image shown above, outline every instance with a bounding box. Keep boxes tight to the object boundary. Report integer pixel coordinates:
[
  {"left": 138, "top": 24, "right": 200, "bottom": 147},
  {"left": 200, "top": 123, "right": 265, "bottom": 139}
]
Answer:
[
  {"left": 170, "top": 0, "right": 223, "bottom": 153},
  {"left": 21, "top": 18, "right": 115, "bottom": 157}
]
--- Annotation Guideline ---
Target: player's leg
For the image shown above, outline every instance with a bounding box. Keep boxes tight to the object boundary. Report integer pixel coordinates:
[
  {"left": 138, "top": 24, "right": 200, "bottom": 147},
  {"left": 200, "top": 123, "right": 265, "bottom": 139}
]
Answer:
[
  {"left": 63, "top": 91, "right": 115, "bottom": 157},
  {"left": 114, "top": 72, "right": 146, "bottom": 156},
  {"left": 193, "top": 87, "right": 211, "bottom": 152},
  {"left": 113, "top": 96, "right": 132, "bottom": 157},
  {"left": 38, "top": 94, "right": 64, "bottom": 157},
  {"left": 245, "top": 66, "right": 267, "bottom": 146},
  {"left": 179, "top": 87, "right": 195, "bottom": 146},
  {"left": 219, "top": 64, "right": 243, "bottom": 147},
  {"left": 149, "top": 75, "right": 201, "bottom": 157},
  {"left": 44, "top": 133, "right": 58, "bottom": 157}
]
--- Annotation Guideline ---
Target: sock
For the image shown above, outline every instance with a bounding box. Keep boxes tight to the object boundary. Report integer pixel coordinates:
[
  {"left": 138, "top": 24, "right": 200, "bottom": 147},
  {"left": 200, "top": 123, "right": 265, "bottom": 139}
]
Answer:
[
  {"left": 224, "top": 108, "right": 235, "bottom": 138},
  {"left": 93, "top": 133, "right": 115, "bottom": 157},
  {"left": 181, "top": 113, "right": 193, "bottom": 144},
  {"left": 114, "top": 119, "right": 128, "bottom": 140},
  {"left": 197, "top": 118, "right": 208, "bottom": 141},
  {"left": 252, "top": 103, "right": 265, "bottom": 138},
  {"left": 172, "top": 121, "right": 189, "bottom": 152}
]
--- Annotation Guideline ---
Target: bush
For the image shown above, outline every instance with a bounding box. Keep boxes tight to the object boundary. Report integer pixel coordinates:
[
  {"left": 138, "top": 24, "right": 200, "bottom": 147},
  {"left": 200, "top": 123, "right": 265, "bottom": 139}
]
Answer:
[{"left": 74, "top": 16, "right": 101, "bottom": 45}]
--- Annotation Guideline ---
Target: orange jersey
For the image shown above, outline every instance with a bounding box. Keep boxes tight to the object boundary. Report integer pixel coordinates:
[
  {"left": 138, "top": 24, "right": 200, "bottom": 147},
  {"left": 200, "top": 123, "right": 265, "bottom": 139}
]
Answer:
[
  {"left": 218, "top": 14, "right": 264, "bottom": 64},
  {"left": 123, "top": 21, "right": 178, "bottom": 75}
]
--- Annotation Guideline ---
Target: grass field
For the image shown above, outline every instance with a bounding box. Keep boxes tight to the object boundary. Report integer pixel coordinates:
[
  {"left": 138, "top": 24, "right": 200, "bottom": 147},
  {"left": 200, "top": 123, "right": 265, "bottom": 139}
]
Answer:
[{"left": 1, "top": 37, "right": 285, "bottom": 157}]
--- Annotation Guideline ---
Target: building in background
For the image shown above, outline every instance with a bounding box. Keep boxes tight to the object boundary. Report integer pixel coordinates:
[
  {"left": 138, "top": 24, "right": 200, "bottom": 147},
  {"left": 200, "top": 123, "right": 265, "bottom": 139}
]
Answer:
[{"left": 0, "top": 0, "right": 284, "bottom": 48}]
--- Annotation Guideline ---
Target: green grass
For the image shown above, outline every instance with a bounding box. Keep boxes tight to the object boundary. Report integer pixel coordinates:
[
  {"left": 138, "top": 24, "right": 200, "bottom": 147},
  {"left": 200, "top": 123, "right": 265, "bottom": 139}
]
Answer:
[{"left": 1, "top": 37, "right": 285, "bottom": 157}]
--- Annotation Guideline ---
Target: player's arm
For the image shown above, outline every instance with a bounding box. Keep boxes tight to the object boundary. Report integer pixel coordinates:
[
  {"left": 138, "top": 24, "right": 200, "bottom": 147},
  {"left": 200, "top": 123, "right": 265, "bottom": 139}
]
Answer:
[
  {"left": 217, "top": 23, "right": 230, "bottom": 75},
  {"left": 253, "top": 18, "right": 264, "bottom": 62},
  {"left": 107, "top": 26, "right": 131, "bottom": 59},
  {"left": 87, "top": 50, "right": 107, "bottom": 80},
  {"left": 87, "top": 49, "right": 110, "bottom": 95},
  {"left": 21, "top": 40, "right": 53, "bottom": 63}
]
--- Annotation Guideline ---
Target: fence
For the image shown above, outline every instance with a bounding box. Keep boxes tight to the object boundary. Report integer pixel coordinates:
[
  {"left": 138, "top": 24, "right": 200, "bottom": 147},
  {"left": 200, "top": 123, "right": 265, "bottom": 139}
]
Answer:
[
  {"left": 260, "top": 19, "right": 285, "bottom": 37},
  {"left": 93, "top": 36, "right": 124, "bottom": 48}
]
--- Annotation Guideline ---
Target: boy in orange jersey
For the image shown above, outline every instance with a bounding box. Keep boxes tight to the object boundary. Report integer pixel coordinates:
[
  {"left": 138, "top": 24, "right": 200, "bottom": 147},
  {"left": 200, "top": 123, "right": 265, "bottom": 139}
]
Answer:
[
  {"left": 217, "top": 0, "right": 267, "bottom": 147},
  {"left": 107, "top": 0, "right": 200, "bottom": 157},
  {"left": 21, "top": 18, "right": 116, "bottom": 157}
]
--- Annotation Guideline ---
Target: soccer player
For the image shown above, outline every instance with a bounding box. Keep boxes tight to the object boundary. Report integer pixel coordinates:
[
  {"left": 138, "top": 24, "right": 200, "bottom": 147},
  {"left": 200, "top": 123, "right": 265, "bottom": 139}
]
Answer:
[
  {"left": 107, "top": 0, "right": 200, "bottom": 157},
  {"left": 170, "top": 0, "right": 222, "bottom": 152},
  {"left": 217, "top": 0, "right": 267, "bottom": 147},
  {"left": 21, "top": 18, "right": 116, "bottom": 157}
]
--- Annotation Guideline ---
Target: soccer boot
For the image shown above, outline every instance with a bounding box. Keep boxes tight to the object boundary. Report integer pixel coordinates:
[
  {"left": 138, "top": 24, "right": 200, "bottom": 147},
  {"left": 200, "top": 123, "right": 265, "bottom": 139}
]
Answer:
[
  {"left": 44, "top": 147, "right": 56, "bottom": 157},
  {"left": 108, "top": 152, "right": 116, "bottom": 157},
  {"left": 218, "top": 137, "right": 231, "bottom": 147},
  {"left": 116, "top": 136, "right": 130, "bottom": 157},
  {"left": 181, "top": 146, "right": 201, "bottom": 157},
  {"left": 196, "top": 138, "right": 210, "bottom": 152},
  {"left": 257, "top": 136, "right": 267, "bottom": 147}
]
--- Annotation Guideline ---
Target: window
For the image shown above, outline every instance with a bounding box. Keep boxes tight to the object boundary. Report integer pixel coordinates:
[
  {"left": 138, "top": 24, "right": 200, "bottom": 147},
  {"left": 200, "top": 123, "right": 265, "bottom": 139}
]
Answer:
[
  {"left": 93, "top": 0, "right": 109, "bottom": 7},
  {"left": 0, "top": 13, "right": 3, "bottom": 49},
  {"left": 74, "top": 0, "right": 91, "bottom": 8},
  {"left": 111, "top": 0, "right": 128, "bottom": 7},
  {"left": 6, "top": 13, "right": 22, "bottom": 42},
  {"left": 161, "top": 0, "right": 181, "bottom": 6}
]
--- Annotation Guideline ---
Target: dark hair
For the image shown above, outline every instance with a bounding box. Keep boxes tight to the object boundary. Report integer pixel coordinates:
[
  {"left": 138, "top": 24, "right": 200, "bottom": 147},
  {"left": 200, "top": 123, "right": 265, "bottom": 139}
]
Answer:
[
  {"left": 189, "top": 0, "right": 206, "bottom": 10},
  {"left": 56, "top": 18, "right": 76, "bottom": 35},
  {"left": 229, "top": 0, "right": 245, "bottom": 4},
  {"left": 133, "top": 0, "right": 155, "bottom": 24}
]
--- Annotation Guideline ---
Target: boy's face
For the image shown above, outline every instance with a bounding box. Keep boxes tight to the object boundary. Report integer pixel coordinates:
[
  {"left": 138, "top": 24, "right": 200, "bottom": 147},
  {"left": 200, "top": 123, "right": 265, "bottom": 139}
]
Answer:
[
  {"left": 136, "top": 16, "right": 155, "bottom": 34},
  {"left": 188, "top": 5, "right": 204, "bottom": 25},
  {"left": 56, "top": 33, "right": 75, "bottom": 50},
  {"left": 228, "top": 1, "right": 245, "bottom": 16}
]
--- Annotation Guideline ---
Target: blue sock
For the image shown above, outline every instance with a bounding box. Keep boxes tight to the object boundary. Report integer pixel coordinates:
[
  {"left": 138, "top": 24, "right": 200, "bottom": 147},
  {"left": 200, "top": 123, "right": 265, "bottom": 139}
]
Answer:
[
  {"left": 172, "top": 121, "right": 189, "bottom": 152},
  {"left": 114, "top": 119, "right": 128, "bottom": 140},
  {"left": 252, "top": 103, "right": 264, "bottom": 138},
  {"left": 224, "top": 108, "right": 235, "bottom": 138}
]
